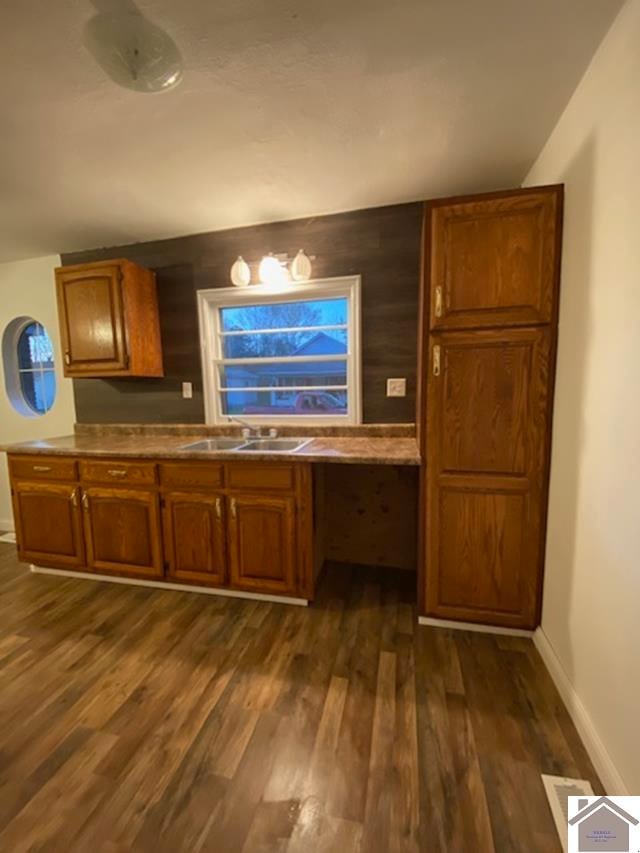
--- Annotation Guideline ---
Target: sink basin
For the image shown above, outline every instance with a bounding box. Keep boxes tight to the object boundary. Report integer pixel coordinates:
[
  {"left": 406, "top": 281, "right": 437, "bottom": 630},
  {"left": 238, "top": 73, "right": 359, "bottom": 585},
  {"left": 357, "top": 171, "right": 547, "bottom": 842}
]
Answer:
[
  {"left": 238, "top": 438, "right": 312, "bottom": 453},
  {"left": 179, "top": 438, "right": 245, "bottom": 452}
]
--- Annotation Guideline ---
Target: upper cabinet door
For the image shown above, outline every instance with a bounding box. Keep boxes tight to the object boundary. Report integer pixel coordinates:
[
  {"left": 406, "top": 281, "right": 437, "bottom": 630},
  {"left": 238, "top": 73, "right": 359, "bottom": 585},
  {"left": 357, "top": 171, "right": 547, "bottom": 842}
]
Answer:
[
  {"left": 427, "top": 187, "right": 562, "bottom": 330},
  {"left": 56, "top": 263, "right": 129, "bottom": 375},
  {"left": 55, "top": 259, "right": 164, "bottom": 378}
]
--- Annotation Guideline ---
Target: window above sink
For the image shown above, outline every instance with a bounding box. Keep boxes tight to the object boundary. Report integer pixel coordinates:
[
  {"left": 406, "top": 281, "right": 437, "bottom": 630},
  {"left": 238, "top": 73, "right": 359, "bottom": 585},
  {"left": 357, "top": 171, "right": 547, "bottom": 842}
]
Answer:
[{"left": 197, "top": 276, "right": 362, "bottom": 426}]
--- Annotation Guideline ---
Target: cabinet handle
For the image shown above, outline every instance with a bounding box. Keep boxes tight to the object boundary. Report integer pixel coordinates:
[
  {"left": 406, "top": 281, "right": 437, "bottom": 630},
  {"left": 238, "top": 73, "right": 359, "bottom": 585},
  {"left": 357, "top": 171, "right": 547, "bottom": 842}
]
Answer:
[
  {"left": 434, "top": 286, "right": 443, "bottom": 318},
  {"left": 433, "top": 345, "right": 441, "bottom": 376},
  {"left": 82, "top": 491, "right": 89, "bottom": 511},
  {"left": 33, "top": 465, "right": 52, "bottom": 473},
  {"left": 64, "top": 351, "right": 71, "bottom": 366},
  {"left": 107, "top": 469, "right": 127, "bottom": 478},
  {"left": 215, "top": 497, "right": 222, "bottom": 520},
  {"left": 71, "top": 488, "right": 79, "bottom": 508},
  {"left": 230, "top": 498, "right": 237, "bottom": 519}
]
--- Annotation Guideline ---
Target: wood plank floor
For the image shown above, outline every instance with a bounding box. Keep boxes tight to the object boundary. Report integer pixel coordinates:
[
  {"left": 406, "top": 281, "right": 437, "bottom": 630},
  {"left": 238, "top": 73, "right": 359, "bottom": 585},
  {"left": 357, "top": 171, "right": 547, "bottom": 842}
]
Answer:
[{"left": 0, "top": 543, "right": 602, "bottom": 852}]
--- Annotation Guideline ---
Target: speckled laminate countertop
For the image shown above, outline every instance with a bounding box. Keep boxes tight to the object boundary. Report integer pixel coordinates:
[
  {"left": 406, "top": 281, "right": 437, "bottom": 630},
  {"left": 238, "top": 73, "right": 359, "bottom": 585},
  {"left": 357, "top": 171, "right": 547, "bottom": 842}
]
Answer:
[{"left": 1, "top": 433, "right": 421, "bottom": 466}]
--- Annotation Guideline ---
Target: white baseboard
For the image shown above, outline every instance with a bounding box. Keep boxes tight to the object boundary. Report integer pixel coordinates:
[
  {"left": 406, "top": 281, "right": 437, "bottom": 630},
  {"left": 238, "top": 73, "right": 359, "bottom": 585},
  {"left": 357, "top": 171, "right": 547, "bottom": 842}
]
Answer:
[
  {"left": 0, "top": 518, "right": 15, "bottom": 533},
  {"left": 29, "top": 565, "right": 309, "bottom": 607},
  {"left": 418, "top": 615, "right": 534, "bottom": 637},
  {"left": 533, "top": 627, "right": 628, "bottom": 795}
]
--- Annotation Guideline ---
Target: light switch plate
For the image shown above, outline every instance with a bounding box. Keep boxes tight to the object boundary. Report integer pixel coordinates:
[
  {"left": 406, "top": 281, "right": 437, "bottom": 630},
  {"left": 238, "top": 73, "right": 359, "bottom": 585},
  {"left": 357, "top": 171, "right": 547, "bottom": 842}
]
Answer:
[
  {"left": 386, "top": 378, "right": 406, "bottom": 398},
  {"left": 182, "top": 382, "right": 193, "bottom": 399}
]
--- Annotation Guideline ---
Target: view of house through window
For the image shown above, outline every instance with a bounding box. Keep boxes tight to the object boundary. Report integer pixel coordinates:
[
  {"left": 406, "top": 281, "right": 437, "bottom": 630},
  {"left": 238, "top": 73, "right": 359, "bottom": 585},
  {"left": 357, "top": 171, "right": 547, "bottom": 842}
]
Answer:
[{"left": 199, "top": 278, "right": 361, "bottom": 423}]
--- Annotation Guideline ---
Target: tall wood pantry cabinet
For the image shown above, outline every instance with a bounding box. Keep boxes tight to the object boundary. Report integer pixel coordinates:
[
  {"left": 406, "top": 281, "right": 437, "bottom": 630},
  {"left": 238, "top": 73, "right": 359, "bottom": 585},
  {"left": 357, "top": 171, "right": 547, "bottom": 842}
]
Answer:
[
  {"left": 419, "top": 185, "right": 563, "bottom": 629},
  {"left": 55, "top": 259, "right": 163, "bottom": 377}
]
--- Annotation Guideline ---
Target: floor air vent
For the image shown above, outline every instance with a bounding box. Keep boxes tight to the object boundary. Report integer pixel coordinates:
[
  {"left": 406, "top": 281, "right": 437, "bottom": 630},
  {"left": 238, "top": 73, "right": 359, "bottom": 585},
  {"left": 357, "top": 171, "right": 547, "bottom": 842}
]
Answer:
[{"left": 542, "top": 774, "right": 595, "bottom": 852}]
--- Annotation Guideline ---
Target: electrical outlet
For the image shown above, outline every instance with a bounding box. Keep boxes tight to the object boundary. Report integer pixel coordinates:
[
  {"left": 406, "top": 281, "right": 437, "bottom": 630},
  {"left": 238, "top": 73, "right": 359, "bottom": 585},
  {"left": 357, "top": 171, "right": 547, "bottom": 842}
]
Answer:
[
  {"left": 182, "top": 382, "right": 193, "bottom": 399},
  {"left": 386, "top": 378, "right": 406, "bottom": 398}
]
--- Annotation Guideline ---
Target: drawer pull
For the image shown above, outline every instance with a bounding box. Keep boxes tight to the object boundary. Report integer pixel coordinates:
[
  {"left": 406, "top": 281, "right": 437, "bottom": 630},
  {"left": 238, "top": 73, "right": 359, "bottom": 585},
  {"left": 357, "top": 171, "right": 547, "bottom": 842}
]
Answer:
[
  {"left": 107, "top": 469, "right": 127, "bottom": 478},
  {"left": 215, "top": 497, "right": 222, "bottom": 520},
  {"left": 435, "top": 286, "right": 443, "bottom": 318},
  {"left": 33, "top": 465, "right": 52, "bottom": 473}
]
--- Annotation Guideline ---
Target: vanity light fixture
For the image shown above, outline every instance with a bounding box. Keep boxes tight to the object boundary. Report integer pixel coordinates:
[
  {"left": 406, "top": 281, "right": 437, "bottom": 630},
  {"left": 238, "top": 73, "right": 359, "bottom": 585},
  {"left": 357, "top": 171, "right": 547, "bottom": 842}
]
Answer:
[{"left": 228, "top": 250, "right": 313, "bottom": 286}]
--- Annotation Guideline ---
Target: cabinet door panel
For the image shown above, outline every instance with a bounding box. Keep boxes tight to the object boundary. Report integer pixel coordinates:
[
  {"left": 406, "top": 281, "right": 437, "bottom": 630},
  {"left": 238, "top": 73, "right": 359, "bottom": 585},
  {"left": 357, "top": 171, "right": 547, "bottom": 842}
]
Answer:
[
  {"left": 434, "top": 479, "right": 535, "bottom": 618},
  {"left": 83, "top": 487, "right": 162, "bottom": 578},
  {"left": 163, "top": 492, "right": 226, "bottom": 586},
  {"left": 56, "top": 265, "right": 128, "bottom": 374},
  {"left": 228, "top": 495, "right": 296, "bottom": 594},
  {"left": 424, "top": 328, "right": 551, "bottom": 628},
  {"left": 429, "top": 189, "right": 561, "bottom": 329},
  {"left": 12, "top": 482, "right": 84, "bottom": 569}
]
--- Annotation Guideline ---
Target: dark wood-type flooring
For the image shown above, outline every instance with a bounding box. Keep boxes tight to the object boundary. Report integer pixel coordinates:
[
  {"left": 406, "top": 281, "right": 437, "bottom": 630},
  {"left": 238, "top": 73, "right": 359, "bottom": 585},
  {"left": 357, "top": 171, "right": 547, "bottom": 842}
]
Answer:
[{"left": 0, "top": 542, "right": 601, "bottom": 852}]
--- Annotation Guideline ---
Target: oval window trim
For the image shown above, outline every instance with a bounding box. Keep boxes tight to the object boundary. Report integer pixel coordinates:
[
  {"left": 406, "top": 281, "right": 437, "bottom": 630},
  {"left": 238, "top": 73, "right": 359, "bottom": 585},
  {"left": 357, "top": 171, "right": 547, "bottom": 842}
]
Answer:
[{"left": 2, "top": 317, "right": 58, "bottom": 418}]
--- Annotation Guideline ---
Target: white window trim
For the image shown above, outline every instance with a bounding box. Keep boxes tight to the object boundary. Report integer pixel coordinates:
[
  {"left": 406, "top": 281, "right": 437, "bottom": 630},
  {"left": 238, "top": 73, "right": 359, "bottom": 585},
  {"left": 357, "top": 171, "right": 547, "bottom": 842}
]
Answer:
[{"left": 197, "top": 275, "right": 362, "bottom": 426}]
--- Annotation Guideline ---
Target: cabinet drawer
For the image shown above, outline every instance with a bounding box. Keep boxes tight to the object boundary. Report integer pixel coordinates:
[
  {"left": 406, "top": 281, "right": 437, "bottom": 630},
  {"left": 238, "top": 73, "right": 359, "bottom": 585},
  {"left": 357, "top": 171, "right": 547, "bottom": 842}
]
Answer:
[
  {"left": 80, "top": 459, "right": 157, "bottom": 486},
  {"left": 226, "top": 463, "right": 295, "bottom": 492},
  {"left": 160, "top": 462, "right": 223, "bottom": 490},
  {"left": 9, "top": 455, "right": 77, "bottom": 482}
]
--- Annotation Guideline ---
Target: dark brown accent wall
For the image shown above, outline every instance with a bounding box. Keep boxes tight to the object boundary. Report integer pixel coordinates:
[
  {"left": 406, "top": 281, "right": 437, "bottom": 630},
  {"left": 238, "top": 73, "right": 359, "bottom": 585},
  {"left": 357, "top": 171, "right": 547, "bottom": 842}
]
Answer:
[{"left": 62, "top": 203, "right": 422, "bottom": 424}]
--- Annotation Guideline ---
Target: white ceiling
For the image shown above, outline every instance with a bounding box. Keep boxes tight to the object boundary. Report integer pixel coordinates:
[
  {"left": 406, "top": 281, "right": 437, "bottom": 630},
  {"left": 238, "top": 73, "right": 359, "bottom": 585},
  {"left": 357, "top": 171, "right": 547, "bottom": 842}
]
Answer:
[{"left": 0, "top": 0, "right": 623, "bottom": 262}]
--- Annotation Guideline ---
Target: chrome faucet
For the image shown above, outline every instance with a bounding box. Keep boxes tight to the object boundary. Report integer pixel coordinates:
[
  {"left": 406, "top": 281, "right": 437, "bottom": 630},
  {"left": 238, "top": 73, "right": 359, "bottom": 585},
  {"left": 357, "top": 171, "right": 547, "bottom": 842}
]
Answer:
[{"left": 230, "top": 417, "right": 262, "bottom": 439}]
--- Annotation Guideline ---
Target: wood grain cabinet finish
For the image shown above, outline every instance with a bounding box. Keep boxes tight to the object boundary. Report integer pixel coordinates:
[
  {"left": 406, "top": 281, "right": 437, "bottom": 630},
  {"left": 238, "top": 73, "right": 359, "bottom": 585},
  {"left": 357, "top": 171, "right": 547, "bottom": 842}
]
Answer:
[
  {"left": 424, "top": 328, "right": 551, "bottom": 628},
  {"left": 12, "top": 481, "right": 84, "bottom": 570},
  {"left": 55, "top": 259, "right": 163, "bottom": 378},
  {"left": 8, "top": 455, "right": 314, "bottom": 600},
  {"left": 162, "top": 491, "right": 227, "bottom": 586},
  {"left": 420, "top": 185, "right": 562, "bottom": 630},
  {"left": 81, "top": 486, "right": 164, "bottom": 579},
  {"left": 227, "top": 494, "right": 297, "bottom": 595},
  {"left": 427, "top": 187, "right": 562, "bottom": 330}
]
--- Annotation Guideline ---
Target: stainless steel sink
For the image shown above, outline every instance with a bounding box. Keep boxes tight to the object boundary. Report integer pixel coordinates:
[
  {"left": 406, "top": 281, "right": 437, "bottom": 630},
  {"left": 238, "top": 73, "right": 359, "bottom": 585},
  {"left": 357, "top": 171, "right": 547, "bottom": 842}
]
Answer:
[
  {"left": 179, "top": 438, "right": 245, "bottom": 452},
  {"left": 238, "top": 438, "right": 312, "bottom": 453}
]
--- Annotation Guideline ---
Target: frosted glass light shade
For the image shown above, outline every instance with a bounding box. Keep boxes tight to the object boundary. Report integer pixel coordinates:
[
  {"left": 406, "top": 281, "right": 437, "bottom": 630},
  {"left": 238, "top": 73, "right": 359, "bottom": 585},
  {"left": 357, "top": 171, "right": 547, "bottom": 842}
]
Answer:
[
  {"left": 84, "top": 12, "right": 183, "bottom": 93},
  {"left": 290, "top": 249, "right": 312, "bottom": 281},
  {"left": 230, "top": 256, "right": 251, "bottom": 287},
  {"left": 258, "top": 254, "right": 289, "bottom": 286}
]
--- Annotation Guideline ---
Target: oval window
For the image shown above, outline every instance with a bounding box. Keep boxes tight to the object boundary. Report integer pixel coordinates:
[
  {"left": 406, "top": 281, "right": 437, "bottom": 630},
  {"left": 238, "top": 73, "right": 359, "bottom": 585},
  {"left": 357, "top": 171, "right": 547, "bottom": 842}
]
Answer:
[{"left": 2, "top": 318, "right": 57, "bottom": 417}]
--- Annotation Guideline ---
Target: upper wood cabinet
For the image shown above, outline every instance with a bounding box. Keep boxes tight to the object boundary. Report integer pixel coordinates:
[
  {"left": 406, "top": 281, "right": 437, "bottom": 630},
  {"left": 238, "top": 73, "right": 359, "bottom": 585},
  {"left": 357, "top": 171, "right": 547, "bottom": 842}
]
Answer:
[
  {"left": 426, "top": 186, "right": 562, "bottom": 330},
  {"left": 55, "top": 259, "right": 163, "bottom": 378}
]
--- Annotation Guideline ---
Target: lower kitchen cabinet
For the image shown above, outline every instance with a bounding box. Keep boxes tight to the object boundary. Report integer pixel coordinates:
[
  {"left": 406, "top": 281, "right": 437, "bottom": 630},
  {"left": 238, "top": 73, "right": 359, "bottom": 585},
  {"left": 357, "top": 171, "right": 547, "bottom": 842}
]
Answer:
[
  {"left": 12, "top": 481, "right": 84, "bottom": 570},
  {"left": 227, "top": 493, "right": 297, "bottom": 595},
  {"left": 7, "top": 455, "right": 314, "bottom": 601},
  {"left": 82, "top": 486, "right": 164, "bottom": 579},
  {"left": 162, "top": 491, "right": 227, "bottom": 586}
]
